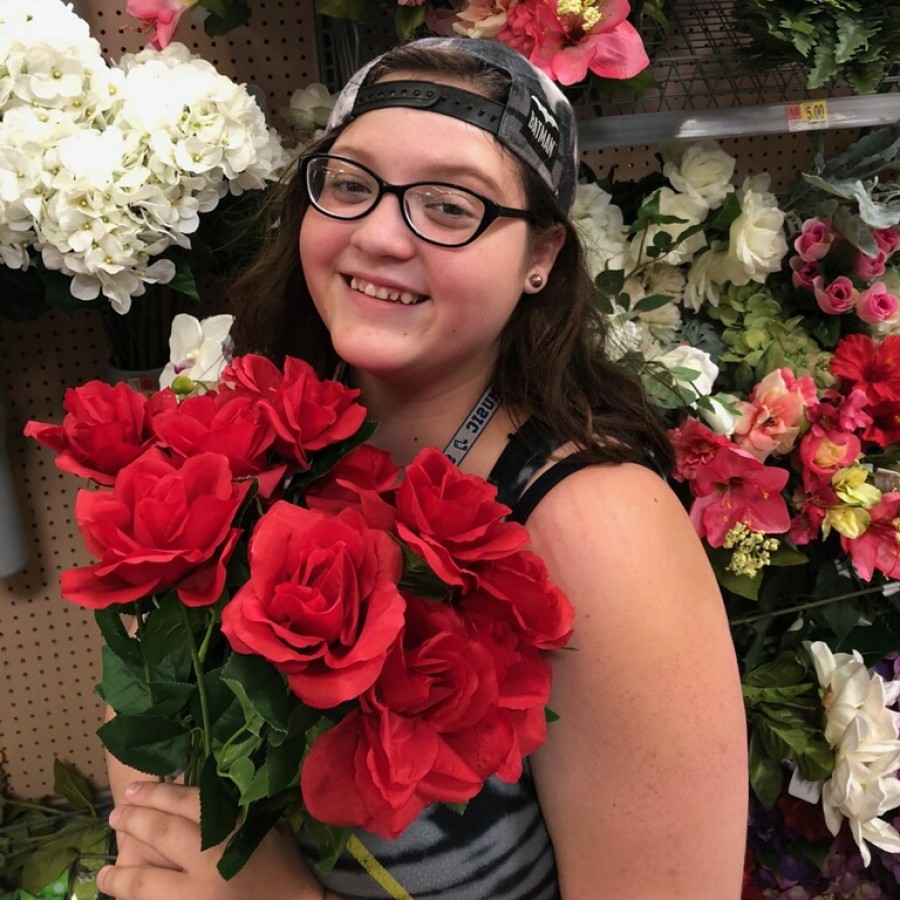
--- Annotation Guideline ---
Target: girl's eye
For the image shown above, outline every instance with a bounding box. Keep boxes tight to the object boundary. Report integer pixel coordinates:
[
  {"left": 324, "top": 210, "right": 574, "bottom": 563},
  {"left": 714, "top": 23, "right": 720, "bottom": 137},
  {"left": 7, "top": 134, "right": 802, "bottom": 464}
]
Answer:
[
  {"left": 324, "top": 172, "right": 374, "bottom": 203},
  {"left": 415, "top": 188, "right": 483, "bottom": 226}
]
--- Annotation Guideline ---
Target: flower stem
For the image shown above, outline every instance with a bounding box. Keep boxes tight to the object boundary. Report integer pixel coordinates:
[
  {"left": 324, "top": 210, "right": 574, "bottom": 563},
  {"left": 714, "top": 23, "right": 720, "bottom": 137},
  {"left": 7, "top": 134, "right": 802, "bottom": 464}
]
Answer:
[
  {"left": 177, "top": 604, "right": 212, "bottom": 779},
  {"left": 730, "top": 584, "right": 890, "bottom": 626}
]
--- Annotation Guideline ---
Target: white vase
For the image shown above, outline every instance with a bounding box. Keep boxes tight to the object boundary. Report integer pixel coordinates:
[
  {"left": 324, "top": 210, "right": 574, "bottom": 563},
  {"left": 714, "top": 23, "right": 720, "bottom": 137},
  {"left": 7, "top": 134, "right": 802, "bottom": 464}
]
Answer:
[{"left": 0, "top": 385, "right": 28, "bottom": 578}]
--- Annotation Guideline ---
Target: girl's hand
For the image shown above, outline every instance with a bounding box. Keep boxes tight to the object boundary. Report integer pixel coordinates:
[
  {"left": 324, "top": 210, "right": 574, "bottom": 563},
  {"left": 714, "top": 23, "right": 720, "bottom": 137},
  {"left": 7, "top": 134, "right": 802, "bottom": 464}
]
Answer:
[{"left": 97, "top": 782, "right": 322, "bottom": 900}]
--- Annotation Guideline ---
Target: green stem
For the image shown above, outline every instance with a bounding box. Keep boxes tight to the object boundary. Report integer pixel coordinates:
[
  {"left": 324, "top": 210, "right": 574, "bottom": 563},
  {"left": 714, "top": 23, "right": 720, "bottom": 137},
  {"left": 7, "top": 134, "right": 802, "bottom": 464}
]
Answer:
[
  {"left": 730, "top": 584, "right": 891, "bottom": 626},
  {"left": 177, "top": 604, "right": 213, "bottom": 781},
  {"left": 197, "top": 609, "right": 218, "bottom": 666}
]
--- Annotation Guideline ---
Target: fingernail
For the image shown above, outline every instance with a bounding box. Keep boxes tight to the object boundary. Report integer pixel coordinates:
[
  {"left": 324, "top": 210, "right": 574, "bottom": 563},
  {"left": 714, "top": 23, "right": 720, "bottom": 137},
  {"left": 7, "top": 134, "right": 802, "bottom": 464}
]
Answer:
[
  {"left": 108, "top": 807, "right": 120, "bottom": 826},
  {"left": 124, "top": 782, "right": 140, "bottom": 797}
]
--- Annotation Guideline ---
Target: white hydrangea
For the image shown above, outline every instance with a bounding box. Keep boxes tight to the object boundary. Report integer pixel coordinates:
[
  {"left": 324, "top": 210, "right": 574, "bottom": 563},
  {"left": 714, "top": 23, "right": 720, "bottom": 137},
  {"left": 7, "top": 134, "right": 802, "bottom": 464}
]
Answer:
[
  {"left": 0, "top": 0, "right": 288, "bottom": 313},
  {"left": 807, "top": 641, "right": 900, "bottom": 867}
]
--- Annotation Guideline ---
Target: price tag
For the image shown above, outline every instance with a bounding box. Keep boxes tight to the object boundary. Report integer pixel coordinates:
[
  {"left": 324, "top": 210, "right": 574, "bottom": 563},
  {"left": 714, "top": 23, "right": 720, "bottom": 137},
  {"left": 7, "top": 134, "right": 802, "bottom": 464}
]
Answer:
[{"left": 786, "top": 100, "right": 830, "bottom": 131}]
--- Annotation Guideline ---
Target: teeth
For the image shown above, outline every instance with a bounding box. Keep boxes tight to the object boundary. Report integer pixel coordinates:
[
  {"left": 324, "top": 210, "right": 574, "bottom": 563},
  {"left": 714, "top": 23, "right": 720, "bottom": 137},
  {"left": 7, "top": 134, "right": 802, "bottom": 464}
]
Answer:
[{"left": 350, "top": 277, "right": 424, "bottom": 305}]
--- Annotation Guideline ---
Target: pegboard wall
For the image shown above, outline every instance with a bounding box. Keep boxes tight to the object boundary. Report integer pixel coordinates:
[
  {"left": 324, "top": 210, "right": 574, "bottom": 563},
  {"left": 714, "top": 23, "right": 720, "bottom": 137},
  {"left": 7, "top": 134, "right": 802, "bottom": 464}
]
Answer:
[{"left": 0, "top": 0, "right": 876, "bottom": 800}]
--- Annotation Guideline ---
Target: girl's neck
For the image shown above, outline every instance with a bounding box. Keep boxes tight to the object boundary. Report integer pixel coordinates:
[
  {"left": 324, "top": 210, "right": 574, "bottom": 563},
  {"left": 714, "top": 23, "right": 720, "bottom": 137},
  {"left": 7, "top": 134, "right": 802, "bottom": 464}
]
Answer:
[{"left": 349, "top": 370, "right": 514, "bottom": 473}]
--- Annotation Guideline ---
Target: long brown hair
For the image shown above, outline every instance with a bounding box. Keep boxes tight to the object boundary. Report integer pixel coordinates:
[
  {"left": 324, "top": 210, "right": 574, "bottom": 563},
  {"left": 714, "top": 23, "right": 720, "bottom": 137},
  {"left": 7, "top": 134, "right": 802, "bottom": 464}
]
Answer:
[{"left": 230, "top": 44, "right": 673, "bottom": 473}]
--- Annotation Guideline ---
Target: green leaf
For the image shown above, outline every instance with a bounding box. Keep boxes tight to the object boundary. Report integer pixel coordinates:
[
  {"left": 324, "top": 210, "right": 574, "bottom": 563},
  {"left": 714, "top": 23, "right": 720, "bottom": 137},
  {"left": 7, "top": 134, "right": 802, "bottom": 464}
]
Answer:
[
  {"left": 20, "top": 822, "right": 109, "bottom": 895},
  {"left": 199, "top": 755, "right": 240, "bottom": 850},
  {"left": 748, "top": 730, "right": 784, "bottom": 808},
  {"left": 168, "top": 258, "right": 200, "bottom": 302},
  {"left": 94, "top": 608, "right": 142, "bottom": 669},
  {"left": 594, "top": 267, "right": 625, "bottom": 297},
  {"left": 633, "top": 293, "right": 675, "bottom": 313},
  {"left": 707, "top": 192, "right": 742, "bottom": 232},
  {"left": 52, "top": 760, "right": 94, "bottom": 814},
  {"left": 768, "top": 544, "right": 809, "bottom": 567},
  {"left": 200, "top": 0, "right": 251, "bottom": 36},
  {"left": 394, "top": 4, "right": 426, "bottom": 39},
  {"left": 221, "top": 653, "right": 292, "bottom": 733},
  {"left": 298, "top": 817, "right": 352, "bottom": 875},
  {"left": 140, "top": 593, "right": 194, "bottom": 682},
  {"left": 97, "top": 714, "right": 190, "bottom": 777},
  {"left": 808, "top": 38, "right": 839, "bottom": 89},
  {"left": 314, "top": 0, "right": 371, "bottom": 20},
  {"left": 217, "top": 803, "right": 285, "bottom": 881},
  {"left": 97, "top": 644, "right": 153, "bottom": 715},
  {"left": 833, "top": 12, "right": 873, "bottom": 65},
  {"left": 265, "top": 730, "right": 306, "bottom": 795},
  {"left": 707, "top": 546, "right": 762, "bottom": 601}
]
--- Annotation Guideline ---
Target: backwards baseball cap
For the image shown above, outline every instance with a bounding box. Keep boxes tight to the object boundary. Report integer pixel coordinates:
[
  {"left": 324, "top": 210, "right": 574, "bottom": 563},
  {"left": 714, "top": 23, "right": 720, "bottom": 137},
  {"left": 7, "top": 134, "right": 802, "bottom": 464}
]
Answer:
[{"left": 325, "top": 37, "right": 579, "bottom": 211}]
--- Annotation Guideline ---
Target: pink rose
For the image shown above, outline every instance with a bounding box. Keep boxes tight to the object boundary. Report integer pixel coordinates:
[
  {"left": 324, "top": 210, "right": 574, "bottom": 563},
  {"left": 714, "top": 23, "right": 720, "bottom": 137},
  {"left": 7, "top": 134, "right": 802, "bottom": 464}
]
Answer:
[
  {"left": 856, "top": 282, "right": 900, "bottom": 325},
  {"left": 813, "top": 275, "right": 858, "bottom": 315},
  {"left": 873, "top": 226, "right": 900, "bottom": 258},
  {"left": 793, "top": 217, "right": 834, "bottom": 262},
  {"left": 853, "top": 249, "right": 888, "bottom": 281},
  {"left": 798, "top": 428, "right": 861, "bottom": 479},
  {"left": 790, "top": 256, "right": 819, "bottom": 290},
  {"left": 732, "top": 368, "right": 818, "bottom": 461}
]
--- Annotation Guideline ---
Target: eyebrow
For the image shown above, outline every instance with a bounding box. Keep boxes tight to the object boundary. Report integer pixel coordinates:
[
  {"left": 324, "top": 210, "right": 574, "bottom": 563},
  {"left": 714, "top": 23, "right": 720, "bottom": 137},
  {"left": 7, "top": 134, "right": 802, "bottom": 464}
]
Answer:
[{"left": 330, "top": 144, "right": 507, "bottom": 197}]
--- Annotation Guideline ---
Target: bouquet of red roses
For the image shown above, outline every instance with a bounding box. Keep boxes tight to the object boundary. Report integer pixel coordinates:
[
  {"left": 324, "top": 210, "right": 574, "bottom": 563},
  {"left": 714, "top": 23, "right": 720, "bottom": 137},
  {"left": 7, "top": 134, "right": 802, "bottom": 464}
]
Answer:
[{"left": 24, "top": 354, "right": 574, "bottom": 878}]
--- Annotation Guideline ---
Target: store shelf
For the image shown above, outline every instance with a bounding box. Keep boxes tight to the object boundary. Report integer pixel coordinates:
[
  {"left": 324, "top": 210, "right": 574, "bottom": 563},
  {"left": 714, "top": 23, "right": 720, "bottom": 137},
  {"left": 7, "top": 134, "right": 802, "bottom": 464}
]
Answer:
[{"left": 579, "top": 92, "right": 900, "bottom": 148}]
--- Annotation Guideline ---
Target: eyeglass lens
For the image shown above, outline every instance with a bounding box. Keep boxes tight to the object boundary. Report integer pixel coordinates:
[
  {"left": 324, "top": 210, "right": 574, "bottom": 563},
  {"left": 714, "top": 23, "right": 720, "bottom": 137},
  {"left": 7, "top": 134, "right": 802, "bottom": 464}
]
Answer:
[{"left": 305, "top": 156, "right": 489, "bottom": 247}]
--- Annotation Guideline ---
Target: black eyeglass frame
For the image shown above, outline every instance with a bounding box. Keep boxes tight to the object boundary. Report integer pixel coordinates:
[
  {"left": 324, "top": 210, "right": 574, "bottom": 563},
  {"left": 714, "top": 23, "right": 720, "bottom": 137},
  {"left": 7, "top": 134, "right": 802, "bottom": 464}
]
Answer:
[{"left": 301, "top": 154, "right": 534, "bottom": 248}]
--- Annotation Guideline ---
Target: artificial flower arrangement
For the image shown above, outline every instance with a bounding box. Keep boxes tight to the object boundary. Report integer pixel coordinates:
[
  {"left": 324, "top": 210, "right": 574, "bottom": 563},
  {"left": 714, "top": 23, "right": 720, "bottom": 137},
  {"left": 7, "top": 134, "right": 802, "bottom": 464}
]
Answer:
[
  {"left": 574, "top": 127, "right": 900, "bottom": 897},
  {"left": 22, "top": 330, "right": 575, "bottom": 885},
  {"left": 0, "top": 0, "right": 287, "bottom": 321}
]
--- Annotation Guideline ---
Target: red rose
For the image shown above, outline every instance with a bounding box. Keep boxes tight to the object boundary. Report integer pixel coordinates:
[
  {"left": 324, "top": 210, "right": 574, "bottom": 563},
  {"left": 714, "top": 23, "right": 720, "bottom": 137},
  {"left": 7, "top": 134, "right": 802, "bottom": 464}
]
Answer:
[
  {"left": 460, "top": 550, "right": 575, "bottom": 650},
  {"left": 222, "top": 354, "right": 367, "bottom": 468},
  {"left": 220, "top": 503, "right": 405, "bottom": 708},
  {"left": 305, "top": 444, "right": 400, "bottom": 530},
  {"left": 151, "top": 389, "right": 286, "bottom": 497},
  {"left": 24, "top": 381, "right": 172, "bottom": 485},
  {"left": 396, "top": 447, "right": 527, "bottom": 590},
  {"left": 60, "top": 450, "right": 249, "bottom": 608}
]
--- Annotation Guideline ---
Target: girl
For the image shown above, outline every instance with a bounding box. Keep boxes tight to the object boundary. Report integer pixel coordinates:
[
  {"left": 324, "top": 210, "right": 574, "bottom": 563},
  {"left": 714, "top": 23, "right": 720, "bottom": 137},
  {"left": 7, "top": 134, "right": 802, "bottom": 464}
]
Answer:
[{"left": 99, "top": 36, "right": 748, "bottom": 900}]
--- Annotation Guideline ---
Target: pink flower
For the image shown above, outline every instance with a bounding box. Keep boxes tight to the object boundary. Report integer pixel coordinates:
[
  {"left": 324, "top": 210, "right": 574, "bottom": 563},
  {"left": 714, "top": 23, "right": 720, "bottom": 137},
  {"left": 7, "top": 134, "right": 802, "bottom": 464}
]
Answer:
[
  {"left": 813, "top": 275, "right": 858, "bottom": 315},
  {"left": 793, "top": 217, "right": 835, "bottom": 262},
  {"left": 874, "top": 226, "right": 900, "bottom": 258},
  {"left": 732, "top": 368, "right": 818, "bottom": 461},
  {"left": 863, "top": 400, "right": 900, "bottom": 448},
  {"left": 687, "top": 444, "right": 791, "bottom": 547},
  {"left": 842, "top": 492, "right": 900, "bottom": 581},
  {"left": 856, "top": 282, "right": 900, "bottom": 325},
  {"left": 830, "top": 334, "right": 900, "bottom": 405},
  {"left": 790, "top": 256, "right": 819, "bottom": 290},
  {"left": 500, "top": 0, "right": 649, "bottom": 86},
  {"left": 853, "top": 248, "right": 888, "bottom": 281},
  {"left": 798, "top": 428, "right": 861, "bottom": 480},
  {"left": 127, "top": 0, "right": 197, "bottom": 49},
  {"left": 668, "top": 417, "right": 731, "bottom": 482},
  {"left": 833, "top": 388, "right": 873, "bottom": 433}
]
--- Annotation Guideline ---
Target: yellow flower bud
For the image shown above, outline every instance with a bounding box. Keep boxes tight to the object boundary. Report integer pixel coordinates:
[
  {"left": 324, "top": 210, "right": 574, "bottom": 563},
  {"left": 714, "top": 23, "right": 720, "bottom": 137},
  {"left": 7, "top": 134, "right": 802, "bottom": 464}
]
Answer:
[
  {"left": 822, "top": 505, "right": 871, "bottom": 540},
  {"left": 833, "top": 464, "right": 882, "bottom": 509}
]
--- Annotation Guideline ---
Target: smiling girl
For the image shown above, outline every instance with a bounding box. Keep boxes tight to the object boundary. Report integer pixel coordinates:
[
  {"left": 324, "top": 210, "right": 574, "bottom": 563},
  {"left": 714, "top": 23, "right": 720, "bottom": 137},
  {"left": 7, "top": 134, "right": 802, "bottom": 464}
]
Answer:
[{"left": 99, "top": 36, "right": 748, "bottom": 900}]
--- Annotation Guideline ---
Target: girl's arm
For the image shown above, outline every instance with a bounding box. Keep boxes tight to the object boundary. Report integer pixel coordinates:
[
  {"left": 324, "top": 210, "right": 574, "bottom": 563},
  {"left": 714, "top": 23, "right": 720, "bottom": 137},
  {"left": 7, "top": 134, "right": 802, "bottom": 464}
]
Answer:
[{"left": 526, "top": 462, "right": 748, "bottom": 899}]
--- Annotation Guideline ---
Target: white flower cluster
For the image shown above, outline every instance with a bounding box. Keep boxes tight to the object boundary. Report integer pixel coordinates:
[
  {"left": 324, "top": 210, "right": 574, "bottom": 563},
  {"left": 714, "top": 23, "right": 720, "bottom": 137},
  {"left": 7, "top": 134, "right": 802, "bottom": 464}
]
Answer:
[
  {"left": 0, "top": 0, "right": 288, "bottom": 312},
  {"left": 807, "top": 641, "right": 900, "bottom": 866}
]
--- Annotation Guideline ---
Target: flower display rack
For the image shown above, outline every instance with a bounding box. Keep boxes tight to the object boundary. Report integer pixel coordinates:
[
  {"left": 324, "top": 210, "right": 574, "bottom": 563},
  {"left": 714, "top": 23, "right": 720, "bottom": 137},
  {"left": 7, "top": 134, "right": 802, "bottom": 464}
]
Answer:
[{"left": 580, "top": 0, "right": 900, "bottom": 146}]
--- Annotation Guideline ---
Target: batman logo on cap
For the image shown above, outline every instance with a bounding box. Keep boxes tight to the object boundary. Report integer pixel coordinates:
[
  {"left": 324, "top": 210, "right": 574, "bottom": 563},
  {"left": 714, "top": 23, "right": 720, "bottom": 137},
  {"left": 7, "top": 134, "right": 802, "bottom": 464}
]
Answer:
[{"left": 524, "top": 94, "right": 559, "bottom": 168}]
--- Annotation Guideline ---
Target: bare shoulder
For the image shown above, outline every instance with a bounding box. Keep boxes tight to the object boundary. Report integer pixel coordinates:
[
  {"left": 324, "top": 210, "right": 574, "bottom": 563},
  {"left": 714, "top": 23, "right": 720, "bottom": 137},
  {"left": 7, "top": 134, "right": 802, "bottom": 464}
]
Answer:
[{"left": 525, "top": 462, "right": 749, "bottom": 899}]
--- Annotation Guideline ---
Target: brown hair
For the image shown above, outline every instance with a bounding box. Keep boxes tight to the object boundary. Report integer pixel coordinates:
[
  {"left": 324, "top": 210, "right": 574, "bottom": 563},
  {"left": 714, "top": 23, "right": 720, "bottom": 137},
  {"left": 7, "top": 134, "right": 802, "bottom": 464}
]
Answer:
[{"left": 230, "top": 44, "right": 674, "bottom": 473}]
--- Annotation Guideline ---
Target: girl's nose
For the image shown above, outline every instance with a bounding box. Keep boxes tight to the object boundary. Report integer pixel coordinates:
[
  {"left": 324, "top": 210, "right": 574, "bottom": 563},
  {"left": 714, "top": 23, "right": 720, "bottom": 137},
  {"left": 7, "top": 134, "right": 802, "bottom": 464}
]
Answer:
[{"left": 348, "top": 192, "right": 417, "bottom": 259}]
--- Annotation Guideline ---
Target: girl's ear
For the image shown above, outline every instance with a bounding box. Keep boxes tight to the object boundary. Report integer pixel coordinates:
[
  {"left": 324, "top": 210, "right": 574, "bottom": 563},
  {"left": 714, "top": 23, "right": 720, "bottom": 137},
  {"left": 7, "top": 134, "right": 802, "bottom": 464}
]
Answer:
[{"left": 523, "top": 224, "right": 566, "bottom": 294}]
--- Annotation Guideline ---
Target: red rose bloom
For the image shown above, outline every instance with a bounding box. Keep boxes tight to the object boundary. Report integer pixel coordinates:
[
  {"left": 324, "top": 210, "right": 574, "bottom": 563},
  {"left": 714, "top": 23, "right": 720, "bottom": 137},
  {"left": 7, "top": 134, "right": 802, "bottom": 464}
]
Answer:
[
  {"left": 830, "top": 334, "right": 900, "bottom": 405},
  {"left": 221, "top": 503, "right": 405, "bottom": 708},
  {"left": 222, "top": 354, "right": 367, "bottom": 468},
  {"left": 60, "top": 450, "right": 249, "bottom": 608},
  {"left": 460, "top": 550, "right": 574, "bottom": 650},
  {"left": 24, "top": 381, "right": 171, "bottom": 485},
  {"left": 396, "top": 447, "right": 527, "bottom": 590},
  {"left": 305, "top": 444, "right": 400, "bottom": 530},
  {"left": 151, "top": 389, "right": 286, "bottom": 497}
]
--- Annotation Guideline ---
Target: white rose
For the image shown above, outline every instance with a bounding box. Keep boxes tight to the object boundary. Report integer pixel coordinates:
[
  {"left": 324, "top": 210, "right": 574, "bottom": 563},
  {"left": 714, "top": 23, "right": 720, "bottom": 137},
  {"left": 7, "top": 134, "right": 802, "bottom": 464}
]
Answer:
[
  {"left": 650, "top": 344, "right": 718, "bottom": 402},
  {"left": 728, "top": 175, "right": 788, "bottom": 282},
  {"left": 684, "top": 243, "right": 747, "bottom": 310},
  {"left": 698, "top": 393, "right": 740, "bottom": 436},
  {"left": 283, "top": 83, "right": 336, "bottom": 131},
  {"left": 571, "top": 181, "right": 628, "bottom": 278},
  {"left": 662, "top": 141, "right": 736, "bottom": 208},
  {"left": 632, "top": 187, "right": 709, "bottom": 266}
]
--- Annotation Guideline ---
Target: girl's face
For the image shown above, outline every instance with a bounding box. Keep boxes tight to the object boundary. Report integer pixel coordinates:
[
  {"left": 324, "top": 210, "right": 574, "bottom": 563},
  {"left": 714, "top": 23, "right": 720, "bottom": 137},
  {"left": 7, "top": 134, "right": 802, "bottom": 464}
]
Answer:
[{"left": 298, "top": 97, "right": 550, "bottom": 396}]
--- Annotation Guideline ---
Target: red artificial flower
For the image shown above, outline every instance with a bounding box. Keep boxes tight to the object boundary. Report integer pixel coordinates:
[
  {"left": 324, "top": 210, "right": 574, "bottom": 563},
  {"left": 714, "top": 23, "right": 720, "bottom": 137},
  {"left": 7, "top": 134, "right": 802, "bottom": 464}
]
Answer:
[
  {"left": 688, "top": 444, "right": 791, "bottom": 547},
  {"left": 221, "top": 503, "right": 405, "bottom": 708},
  {"left": 668, "top": 416, "right": 731, "bottom": 482},
  {"left": 459, "top": 550, "right": 574, "bottom": 650},
  {"left": 60, "top": 450, "right": 249, "bottom": 608},
  {"left": 24, "top": 381, "right": 170, "bottom": 485},
  {"left": 841, "top": 492, "right": 900, "bottom": 581},
  {"left": 776, "top": 792, "right": 833, "bottom": 843},
  {"left": 150, "top": 389, "right": 286, "bottom": 497},
  {"left": 222, "top": 354, "right": 367, "bottom": 469},
  {"left": 863, "top": 399, "right": 900, "bottom": 447},
  {"left": 305, "top": 444, "right": 401, "bottom": 530},
  {"left": 499, "top": 0, "right": 649, "bottom": 86},
  {"left": 830, "top": 334, "right": 900, "bottom": 405},
  {"left": 396, "top": 447, "right": 527, "bottom": 590},
  {"left": 789, "top": 478, "right": 838, "bottom": 545}
]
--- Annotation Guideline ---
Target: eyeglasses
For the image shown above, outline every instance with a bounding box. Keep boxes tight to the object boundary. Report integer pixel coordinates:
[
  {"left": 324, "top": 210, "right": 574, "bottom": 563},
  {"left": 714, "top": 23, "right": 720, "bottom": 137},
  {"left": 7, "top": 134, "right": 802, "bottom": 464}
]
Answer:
[{"left": 301, "top": 154, "right": 533, "bottom": 248}]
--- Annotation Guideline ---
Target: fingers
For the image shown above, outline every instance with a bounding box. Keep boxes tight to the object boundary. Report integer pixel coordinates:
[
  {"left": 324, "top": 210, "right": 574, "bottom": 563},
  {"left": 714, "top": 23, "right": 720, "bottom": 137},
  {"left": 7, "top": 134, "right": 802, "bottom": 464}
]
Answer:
[
  {"left": 109, "top": 799, "right": 203, "bottom": 873},
  {"left": 119, "top": 781, "right": 201, "bottom": 822},
  {"left": 113, "top": 832, "right": 180, "bottom": 870},
  {"left": 97, "top": 863, "right": 184, "bottom": 900}
]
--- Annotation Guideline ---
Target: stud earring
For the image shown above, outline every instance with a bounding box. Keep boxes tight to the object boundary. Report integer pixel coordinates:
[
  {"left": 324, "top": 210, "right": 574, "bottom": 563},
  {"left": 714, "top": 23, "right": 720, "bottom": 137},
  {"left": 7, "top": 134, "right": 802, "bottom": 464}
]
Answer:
[{"left": 528, "top": 273, "right": 544, "bottom": 289}]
